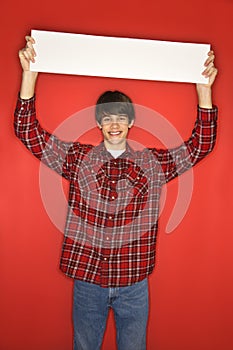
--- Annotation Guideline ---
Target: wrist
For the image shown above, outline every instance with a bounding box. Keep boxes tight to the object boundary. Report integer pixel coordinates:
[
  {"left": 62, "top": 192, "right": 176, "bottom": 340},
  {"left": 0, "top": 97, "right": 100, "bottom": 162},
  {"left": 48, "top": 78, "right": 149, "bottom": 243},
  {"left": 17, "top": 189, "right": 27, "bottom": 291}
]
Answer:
[
  {"left": 20, "top": 71, "right": 38, "bottom": 99},
  {"left": 196, "top": 85, "right": 212, "bottom": 109},
  {"left": 22, "top": 70, "right": 38, "bottom": 82}
]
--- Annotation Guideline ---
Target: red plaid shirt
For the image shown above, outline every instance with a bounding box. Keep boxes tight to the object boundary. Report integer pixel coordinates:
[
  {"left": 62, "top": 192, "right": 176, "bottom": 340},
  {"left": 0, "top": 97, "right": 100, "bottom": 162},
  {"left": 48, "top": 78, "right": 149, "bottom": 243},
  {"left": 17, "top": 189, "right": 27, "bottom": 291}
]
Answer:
[{"left": 14, "top": 95, "right": 218, "bottom": 287}]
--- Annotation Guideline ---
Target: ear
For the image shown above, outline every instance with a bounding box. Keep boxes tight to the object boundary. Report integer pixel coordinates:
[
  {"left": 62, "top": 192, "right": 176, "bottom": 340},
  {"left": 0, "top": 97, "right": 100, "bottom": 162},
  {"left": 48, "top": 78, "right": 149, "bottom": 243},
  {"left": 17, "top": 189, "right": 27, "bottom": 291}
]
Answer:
[
  {"left": 128, "top": 119, "right": 134, "bottom": 129},
  {"left": 97, "top": 122, "right": 102, "bottom": 129}
]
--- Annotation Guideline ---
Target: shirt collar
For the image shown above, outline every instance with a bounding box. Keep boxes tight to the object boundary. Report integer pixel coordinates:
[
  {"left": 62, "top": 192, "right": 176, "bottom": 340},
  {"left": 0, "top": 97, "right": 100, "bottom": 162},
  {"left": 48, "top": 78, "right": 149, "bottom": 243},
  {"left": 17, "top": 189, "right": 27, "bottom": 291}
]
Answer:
[{"left": 90, "top": 141, "right": 135, "bottom": 159}]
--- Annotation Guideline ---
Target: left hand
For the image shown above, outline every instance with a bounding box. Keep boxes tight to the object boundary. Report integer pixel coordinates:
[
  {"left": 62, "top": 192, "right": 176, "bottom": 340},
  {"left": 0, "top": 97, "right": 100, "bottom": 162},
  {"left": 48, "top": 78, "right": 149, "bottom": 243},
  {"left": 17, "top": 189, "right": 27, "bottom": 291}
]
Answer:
[
  {"left": 196, "top": 50, "right": 218, "bottom": 108},
  {"left": 197, "top": 50, "right": 218, "bottom": 89}
]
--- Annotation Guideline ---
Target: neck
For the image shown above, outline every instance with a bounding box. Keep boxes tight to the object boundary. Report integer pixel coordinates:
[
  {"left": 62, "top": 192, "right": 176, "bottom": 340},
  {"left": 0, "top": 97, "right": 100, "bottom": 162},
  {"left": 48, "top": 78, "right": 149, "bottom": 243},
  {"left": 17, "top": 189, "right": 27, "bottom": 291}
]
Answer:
[{"left": 103, "top": 140, "right": 127, "bottom": 151}]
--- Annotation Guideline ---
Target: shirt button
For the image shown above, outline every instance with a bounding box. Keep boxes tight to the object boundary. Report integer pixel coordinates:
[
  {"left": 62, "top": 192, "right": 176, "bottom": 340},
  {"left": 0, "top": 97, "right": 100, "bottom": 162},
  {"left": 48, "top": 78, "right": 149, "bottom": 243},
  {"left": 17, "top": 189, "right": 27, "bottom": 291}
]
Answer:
[
  {"left": 106, "top": 236, "right": 109, "bottom": 240},
  {"left": 104, "top": 257, "right": 108, "bottom": 261},
  {"left": 112, "top": 180, "right": 115, "bottom": 184},
  {"left": 111, "top": 196, "right": 115, "bottom": 200},
  {"left": 109, "top": 216, "right": 112, "bottom": 219}
]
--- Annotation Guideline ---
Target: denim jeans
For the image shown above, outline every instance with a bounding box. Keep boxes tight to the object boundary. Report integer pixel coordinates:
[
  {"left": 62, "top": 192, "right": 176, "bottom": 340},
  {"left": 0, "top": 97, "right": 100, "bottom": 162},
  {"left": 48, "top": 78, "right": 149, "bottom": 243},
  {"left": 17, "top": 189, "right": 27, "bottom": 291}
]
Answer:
[{"left": 73, "top": 278, "right": 149, "bottom": 350}]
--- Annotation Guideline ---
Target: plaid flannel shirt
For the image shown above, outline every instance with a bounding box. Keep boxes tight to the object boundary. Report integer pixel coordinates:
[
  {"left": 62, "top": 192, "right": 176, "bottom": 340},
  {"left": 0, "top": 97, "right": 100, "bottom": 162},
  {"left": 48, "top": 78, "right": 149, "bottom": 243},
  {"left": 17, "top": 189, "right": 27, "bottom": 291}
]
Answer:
[{"left": 14, "top": 95, "right": 218, "bottom": 287}]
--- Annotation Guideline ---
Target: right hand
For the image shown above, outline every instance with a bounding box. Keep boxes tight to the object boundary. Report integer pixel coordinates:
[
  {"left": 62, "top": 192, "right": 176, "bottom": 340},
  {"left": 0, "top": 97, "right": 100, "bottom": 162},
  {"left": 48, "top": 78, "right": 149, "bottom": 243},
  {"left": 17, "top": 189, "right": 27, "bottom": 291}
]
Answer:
[
  {"left": 19, "top": 36, "right": 38, "bottom": 99},
  {"left": 18, "top": 36, "right": 37, "bottom": 72}
]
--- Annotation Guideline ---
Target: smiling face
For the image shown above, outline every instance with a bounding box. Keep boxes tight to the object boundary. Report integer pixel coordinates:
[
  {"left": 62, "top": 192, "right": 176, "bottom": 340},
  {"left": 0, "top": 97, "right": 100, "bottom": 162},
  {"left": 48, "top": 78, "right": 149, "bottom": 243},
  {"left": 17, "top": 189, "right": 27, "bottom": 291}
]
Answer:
[
  {"left": 98, "top": 113, "right": 134, "bottom": 150},
  {"left": 95, "top": 91, "right": 135, "bottom": 150}
]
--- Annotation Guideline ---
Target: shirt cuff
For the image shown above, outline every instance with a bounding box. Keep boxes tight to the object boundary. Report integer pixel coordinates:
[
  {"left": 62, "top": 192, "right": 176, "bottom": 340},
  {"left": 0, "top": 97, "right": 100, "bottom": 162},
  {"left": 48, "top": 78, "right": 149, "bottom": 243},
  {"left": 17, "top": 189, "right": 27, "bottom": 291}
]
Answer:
[
  {"left": 15, "top": 93, "right": 36, "bottom": 116},
  {"left": 197, "top": 105, "right": 218, "bottom": 122}
]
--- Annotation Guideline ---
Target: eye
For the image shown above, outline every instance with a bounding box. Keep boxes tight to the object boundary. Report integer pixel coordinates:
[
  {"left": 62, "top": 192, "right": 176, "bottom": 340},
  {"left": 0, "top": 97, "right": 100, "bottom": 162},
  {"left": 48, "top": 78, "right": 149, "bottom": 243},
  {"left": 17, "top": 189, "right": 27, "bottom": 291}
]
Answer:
[
  {"left": 102, "top": 116, "right": 111, "bottom": 124},
  {"left": 119, "top": 115, "right": 128, "bottom": 123}
]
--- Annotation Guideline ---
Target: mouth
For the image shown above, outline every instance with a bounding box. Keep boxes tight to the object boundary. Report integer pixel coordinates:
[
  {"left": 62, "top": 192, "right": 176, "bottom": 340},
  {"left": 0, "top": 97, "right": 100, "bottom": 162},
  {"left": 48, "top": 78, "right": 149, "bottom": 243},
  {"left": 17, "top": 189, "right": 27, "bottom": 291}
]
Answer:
[{"left": 108, "top": 131, "right": 122, "bottom": 136}]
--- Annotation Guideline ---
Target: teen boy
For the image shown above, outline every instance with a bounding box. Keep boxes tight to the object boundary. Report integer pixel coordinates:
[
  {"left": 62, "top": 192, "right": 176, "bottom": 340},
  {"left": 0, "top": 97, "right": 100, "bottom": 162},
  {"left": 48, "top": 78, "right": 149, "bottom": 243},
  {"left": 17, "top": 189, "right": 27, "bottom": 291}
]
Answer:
[{"left": 14, "top": 36, "right": 218, "bottom": 350}]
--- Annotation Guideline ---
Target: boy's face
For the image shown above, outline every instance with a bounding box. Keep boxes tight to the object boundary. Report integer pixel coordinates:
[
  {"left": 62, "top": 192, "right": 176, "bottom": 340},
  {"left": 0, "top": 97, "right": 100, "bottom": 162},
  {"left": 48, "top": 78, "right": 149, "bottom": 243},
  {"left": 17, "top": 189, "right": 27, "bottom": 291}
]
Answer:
[{"left": 97, "top": 114, "right": 134, "bottom": 150}]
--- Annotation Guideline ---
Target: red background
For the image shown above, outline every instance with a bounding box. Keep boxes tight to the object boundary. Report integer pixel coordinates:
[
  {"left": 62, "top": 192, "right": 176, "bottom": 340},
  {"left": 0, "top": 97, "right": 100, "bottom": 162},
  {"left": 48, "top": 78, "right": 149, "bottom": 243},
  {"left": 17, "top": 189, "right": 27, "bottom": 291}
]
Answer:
[{"left": 1, "top": 0, "right": 233, "bottom": 349}]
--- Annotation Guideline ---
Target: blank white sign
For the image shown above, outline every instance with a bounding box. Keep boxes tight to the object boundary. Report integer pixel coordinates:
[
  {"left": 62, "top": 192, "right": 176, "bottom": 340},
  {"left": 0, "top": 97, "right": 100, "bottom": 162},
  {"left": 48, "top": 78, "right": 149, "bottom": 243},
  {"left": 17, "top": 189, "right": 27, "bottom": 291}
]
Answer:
[{"left": 30, "top": 29, "right": 210, "bottom": 84}]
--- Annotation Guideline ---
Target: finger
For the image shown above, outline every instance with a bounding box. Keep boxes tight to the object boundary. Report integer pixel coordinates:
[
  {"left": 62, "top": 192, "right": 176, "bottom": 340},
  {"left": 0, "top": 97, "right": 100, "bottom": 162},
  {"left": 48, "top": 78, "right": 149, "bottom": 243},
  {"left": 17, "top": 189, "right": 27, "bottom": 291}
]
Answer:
[
  {"left": 210, "top": 67, "right": 218, "bottom": 77},
  {"left": 25, "top": 35, "right": 35, "bottom": 44},
  {"left": 203, "top": 67, "right": 218, "bottom": 81},
  {"left": 202, "top": 62, "right": 215, "bottom": 76},
  {"left": 208, "top": 68, "right": 218, "bottom": 86},
  {"left": 207, "top": 66, "right": 217, "bottom": 76},
  {"left": 204, "top": 53, "right": 215, "bottom": 67},
  {"left": 20, "top": 47, "right": 36, "bottom": 63},
  {"left": 26, "top": 43, "right": 37, "bottom": 57},
  {"left": 25, "top": 37, "right": 37, "bottom": 57}
]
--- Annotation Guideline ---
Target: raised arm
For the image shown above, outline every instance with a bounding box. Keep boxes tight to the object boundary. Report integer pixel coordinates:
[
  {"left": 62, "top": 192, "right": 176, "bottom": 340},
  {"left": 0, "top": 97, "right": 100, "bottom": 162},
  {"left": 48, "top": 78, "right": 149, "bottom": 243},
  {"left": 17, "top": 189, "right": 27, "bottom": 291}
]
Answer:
[
  {"left": 153, "top": 50, "right": 218, "bottom": 184},
  {"left": 15, "top": 36, "right": 82, "bottom": 180},
  {"left": 196, "top": 50, "right": 218, "bottom": 108},
  {"left": 19, "top": 36, "right": 38, "bottom": 99}
]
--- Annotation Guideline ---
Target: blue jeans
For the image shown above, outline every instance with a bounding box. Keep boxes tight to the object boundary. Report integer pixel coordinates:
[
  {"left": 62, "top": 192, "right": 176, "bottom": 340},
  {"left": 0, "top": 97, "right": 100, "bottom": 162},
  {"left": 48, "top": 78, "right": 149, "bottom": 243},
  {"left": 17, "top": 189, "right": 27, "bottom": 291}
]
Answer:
[{"left": 73, "top": 278, "right": 149, "bottom": 350}]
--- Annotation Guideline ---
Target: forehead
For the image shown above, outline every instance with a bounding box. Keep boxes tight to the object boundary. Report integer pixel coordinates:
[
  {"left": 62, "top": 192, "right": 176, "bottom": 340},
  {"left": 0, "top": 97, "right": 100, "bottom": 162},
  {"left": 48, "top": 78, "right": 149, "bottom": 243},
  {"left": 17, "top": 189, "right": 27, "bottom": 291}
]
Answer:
[
  {"left": 102, "top": 113, "right": 128, "bottom": 117},
  {"left": 98, "top": 101, "right": 129, "bottom": 115}
]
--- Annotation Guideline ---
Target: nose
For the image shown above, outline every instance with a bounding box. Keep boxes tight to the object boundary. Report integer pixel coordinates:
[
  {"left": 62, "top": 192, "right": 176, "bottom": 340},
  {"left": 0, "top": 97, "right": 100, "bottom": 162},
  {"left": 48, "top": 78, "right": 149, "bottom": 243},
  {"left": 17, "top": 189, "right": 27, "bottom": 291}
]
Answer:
[
  {"left": 111, "top": 121, "right": 119, "bottom": 126},
  {"left": 110, "top": 119, "right": 120, "bottom": 127}
]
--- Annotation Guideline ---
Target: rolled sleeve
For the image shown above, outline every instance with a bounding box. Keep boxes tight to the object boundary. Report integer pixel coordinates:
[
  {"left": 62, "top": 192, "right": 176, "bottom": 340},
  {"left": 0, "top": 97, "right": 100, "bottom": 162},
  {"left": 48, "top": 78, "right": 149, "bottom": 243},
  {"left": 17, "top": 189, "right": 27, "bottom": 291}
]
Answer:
[
  {"left": 198, "top": 105, "right": 218, "bottom": 122},
  {"left": 14, "top": 95, "right": 36, "bottom": 131}
]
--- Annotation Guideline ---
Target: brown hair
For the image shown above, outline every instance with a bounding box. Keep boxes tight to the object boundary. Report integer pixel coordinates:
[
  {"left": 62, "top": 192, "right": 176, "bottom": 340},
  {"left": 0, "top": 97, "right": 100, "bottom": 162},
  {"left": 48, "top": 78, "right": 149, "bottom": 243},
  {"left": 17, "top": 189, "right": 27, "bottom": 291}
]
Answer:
[{"left": 95, "top": 90, "right": 135, "bottom": 124}]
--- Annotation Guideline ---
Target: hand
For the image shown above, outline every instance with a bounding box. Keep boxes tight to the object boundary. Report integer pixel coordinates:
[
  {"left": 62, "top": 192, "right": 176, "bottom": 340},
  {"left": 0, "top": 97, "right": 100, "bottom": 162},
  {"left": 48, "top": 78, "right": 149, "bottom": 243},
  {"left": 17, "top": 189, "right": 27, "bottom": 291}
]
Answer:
[
  {"left": 18, "top": 36, "right": 37, "bottom": 72},
  {"left": 196, "top": 50, "right": 218, "bottom": 108},
  {"left": 19, "top": 36, "right": 38, "bottom": 99},
  {"left": 197, "top": 50, "right": 218, "bottom": 89}
]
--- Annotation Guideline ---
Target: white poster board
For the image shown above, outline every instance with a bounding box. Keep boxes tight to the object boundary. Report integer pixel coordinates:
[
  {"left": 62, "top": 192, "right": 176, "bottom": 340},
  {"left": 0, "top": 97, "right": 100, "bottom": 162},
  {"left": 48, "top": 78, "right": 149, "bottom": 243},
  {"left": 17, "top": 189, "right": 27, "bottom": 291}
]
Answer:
[{"left": 30, "top": 29, "right": 210, "bottom": 84}]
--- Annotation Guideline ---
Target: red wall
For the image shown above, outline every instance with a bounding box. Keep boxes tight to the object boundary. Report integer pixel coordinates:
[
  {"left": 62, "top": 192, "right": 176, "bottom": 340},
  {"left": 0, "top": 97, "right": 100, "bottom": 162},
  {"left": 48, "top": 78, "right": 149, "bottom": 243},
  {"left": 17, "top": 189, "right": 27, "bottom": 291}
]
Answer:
[{"left": 1, "top": 0, "right": 233, "bottom": 349}]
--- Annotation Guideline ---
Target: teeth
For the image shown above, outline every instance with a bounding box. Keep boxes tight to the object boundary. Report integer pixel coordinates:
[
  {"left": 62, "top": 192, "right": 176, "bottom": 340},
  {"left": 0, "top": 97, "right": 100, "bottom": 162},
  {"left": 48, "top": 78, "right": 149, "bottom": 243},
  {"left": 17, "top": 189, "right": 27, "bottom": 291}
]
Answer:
[{"left": 109, "top": 131, "right": 121, "bottom": 135}]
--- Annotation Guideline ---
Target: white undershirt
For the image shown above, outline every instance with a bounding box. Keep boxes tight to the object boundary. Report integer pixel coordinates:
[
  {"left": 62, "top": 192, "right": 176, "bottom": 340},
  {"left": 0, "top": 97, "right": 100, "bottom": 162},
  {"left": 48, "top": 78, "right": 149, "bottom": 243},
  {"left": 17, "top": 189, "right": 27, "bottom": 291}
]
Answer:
[{"left": 107, "top": 149, "right": 125, "bottom": 158}]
